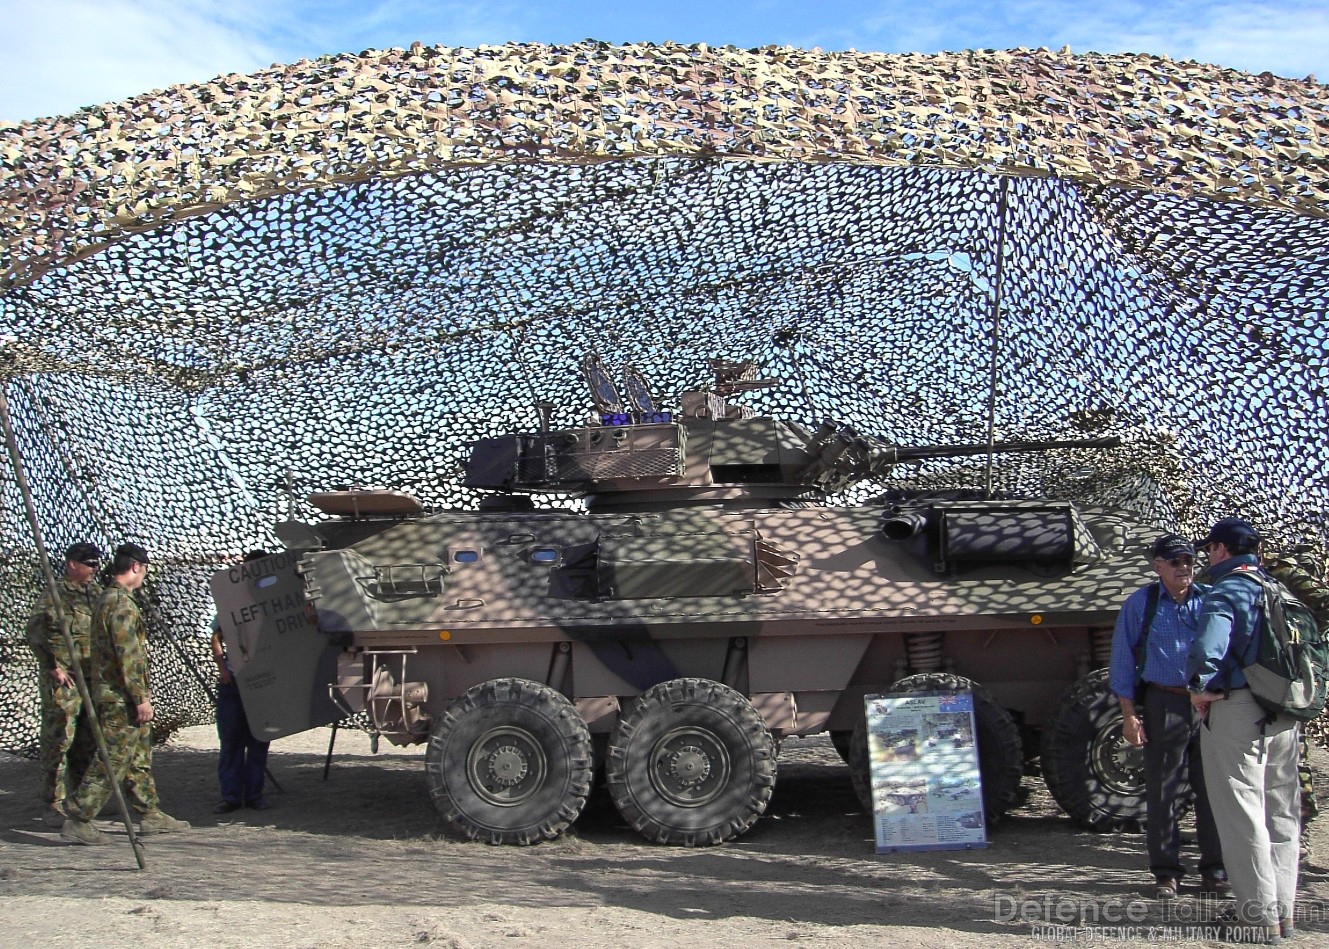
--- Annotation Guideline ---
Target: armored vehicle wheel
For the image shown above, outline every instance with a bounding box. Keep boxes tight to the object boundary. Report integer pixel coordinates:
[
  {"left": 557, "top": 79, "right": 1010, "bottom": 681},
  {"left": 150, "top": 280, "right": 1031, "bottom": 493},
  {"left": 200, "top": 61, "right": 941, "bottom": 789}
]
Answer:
[
  {"left": 1041, "top": 668, "right": 1150, "bottom": 832},
  {"left": 847, "top": 672, "right": 1025, "bottom": 825},
  {"left": 829, "top": 730, "right": 853, "bottom": 764},
  {"left": 606, "top": 678, "right": 777, "bottom": 846},
  {"left": 425, "top": 677, "right": 593, "bottom": 845}
]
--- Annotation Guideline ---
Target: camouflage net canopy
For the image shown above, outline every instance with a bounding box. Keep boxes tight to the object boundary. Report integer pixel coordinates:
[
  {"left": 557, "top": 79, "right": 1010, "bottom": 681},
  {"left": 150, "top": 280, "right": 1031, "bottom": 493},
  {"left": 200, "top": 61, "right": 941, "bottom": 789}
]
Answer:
[{"left": 1, "top": 42, "right": 1328, "bottom": 755}]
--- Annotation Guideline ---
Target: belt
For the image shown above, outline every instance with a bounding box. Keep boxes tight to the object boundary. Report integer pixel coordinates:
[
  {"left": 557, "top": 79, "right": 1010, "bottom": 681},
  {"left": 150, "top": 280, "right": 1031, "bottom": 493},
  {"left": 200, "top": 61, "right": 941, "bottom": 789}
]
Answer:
[{"left": 1146, "top": 683, "right": 1192, "bottom": 696}]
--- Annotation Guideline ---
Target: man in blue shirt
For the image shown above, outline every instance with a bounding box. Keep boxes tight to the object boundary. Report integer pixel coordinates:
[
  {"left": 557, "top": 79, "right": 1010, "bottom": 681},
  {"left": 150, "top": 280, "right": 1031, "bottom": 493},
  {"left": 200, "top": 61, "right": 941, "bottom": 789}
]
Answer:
[
  {"left": 1111, "top": 532, "right": 1225, "bottom": 900},
  {"left": 1188, "top": 517, "right": 1299, "bottom": 944}
]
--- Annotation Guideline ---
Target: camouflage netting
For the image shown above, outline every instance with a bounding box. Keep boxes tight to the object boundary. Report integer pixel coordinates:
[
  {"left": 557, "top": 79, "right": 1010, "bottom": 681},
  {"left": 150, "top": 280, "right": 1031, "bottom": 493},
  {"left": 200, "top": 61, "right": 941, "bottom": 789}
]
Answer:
[{"left": 1, "top": 42, "right": 1327, "bottom": 756}]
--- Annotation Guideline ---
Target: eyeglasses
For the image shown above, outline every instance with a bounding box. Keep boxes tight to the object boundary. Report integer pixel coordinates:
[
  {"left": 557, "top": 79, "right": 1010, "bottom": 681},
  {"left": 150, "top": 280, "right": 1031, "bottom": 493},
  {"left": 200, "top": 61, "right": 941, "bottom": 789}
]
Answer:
[{"left": 1155, "top": 556, "right": 1194, "bottom": 568}]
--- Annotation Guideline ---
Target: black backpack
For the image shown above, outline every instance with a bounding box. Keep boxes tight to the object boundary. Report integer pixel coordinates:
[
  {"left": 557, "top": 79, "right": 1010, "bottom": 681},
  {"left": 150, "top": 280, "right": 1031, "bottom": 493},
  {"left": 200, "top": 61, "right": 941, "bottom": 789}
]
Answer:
[{"left": 1220, "top": 565, "right": 1329, "bottom": 722}]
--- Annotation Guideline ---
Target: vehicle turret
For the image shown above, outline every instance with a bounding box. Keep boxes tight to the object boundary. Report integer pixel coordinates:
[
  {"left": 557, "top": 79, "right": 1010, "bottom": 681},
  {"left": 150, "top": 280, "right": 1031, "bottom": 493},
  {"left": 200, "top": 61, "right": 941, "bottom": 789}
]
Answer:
[{"left": 464, "top": 354, "right": 1120, "bottom": 511}]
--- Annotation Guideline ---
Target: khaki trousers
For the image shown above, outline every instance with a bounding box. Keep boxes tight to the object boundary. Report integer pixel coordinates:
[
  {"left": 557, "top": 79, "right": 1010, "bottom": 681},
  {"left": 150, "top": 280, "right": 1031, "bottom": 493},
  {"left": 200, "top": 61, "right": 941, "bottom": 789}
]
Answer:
[{"left": 1199, "top": 689, "right": 1300, "bottom": 927}]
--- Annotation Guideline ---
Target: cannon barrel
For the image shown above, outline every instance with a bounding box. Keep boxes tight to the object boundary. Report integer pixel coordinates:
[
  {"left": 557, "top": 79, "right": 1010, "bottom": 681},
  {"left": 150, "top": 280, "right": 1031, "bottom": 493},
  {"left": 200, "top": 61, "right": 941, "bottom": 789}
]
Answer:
[
  {"left": 800, "top": 424, "right": 1122, "bottom": 492},
  {"left": 889, "top": 436, "right": 1123, "bottom": 463}
]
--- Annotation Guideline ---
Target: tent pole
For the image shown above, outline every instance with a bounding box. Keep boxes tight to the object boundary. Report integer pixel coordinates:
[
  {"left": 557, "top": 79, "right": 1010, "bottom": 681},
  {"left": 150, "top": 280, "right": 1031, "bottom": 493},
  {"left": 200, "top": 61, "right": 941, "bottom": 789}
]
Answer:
[{"left": 983, "top": 174, "right": 1011, "bottom": 501}]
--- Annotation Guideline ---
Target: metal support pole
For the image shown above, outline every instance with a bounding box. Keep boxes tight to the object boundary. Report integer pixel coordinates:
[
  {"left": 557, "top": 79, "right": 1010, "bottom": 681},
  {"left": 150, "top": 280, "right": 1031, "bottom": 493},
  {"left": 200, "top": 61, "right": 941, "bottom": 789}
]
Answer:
[
  {"left": 983, "top": 174, "right": 1012, "bottom": 501},
  {"left": 322, "top": 721, "right": 338, "bottom": 781},
  {"left": 0, "top": 384, "right": 145, "bottom": 869}
]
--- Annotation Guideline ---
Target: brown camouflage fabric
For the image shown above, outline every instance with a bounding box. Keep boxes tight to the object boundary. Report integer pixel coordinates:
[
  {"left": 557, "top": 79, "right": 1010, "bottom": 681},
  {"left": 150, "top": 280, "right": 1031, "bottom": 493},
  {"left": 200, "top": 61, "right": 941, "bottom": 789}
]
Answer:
[
  {"left": 1266, "top": 556, "right": 1329, "bottom": 630},
  {"left": 2, "top": 44, "right": 1328, "bottom": 294},
  {"left": 0, "top": 40, "right": 1327, "bottom": 789}
]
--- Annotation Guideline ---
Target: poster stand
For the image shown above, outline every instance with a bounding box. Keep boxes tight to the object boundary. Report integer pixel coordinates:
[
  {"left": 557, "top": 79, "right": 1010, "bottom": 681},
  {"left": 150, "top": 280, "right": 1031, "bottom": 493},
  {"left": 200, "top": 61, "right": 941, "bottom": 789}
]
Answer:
[{"left": 865, "top": 689, "right": 989, "bottom": 853}]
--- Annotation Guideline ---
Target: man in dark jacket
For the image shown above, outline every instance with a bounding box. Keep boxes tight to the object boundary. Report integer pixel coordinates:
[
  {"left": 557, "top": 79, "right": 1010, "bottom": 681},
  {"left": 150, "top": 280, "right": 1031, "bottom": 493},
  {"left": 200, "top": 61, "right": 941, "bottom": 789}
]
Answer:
[{"left": 1188, "top": 517, "right": 1299, "bottom": 944}]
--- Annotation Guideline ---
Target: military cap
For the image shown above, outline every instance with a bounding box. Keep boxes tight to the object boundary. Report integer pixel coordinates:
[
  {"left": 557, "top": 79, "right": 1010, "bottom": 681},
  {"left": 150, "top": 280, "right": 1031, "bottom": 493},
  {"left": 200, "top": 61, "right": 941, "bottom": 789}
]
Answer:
[
  {"left": 1195, "top": 517, "right": 1261, "bottom": 551},
  {"left": 115, "top": 542, "right": 150, "bottom": 564},
  {"left": 1150, "top": 533, "right": 1194, "bottom": 560},
  {"left": 64, "top": 542, "right": 102, "bottom": 566}
]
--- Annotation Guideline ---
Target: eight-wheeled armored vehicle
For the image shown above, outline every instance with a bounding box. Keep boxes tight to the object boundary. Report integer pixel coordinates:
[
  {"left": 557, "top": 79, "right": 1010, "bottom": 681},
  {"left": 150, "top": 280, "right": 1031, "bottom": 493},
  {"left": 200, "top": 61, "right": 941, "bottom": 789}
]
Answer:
[{"left": 212, "top": 357, "right": 1159, "bottom": 845}]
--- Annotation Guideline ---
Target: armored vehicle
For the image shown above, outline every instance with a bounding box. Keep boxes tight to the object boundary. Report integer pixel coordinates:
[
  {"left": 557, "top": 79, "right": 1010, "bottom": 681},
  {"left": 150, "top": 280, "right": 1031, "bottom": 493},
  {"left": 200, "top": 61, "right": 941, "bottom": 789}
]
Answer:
[{"left": 212, "top": 356, "right": 1159, "bottom": 845}]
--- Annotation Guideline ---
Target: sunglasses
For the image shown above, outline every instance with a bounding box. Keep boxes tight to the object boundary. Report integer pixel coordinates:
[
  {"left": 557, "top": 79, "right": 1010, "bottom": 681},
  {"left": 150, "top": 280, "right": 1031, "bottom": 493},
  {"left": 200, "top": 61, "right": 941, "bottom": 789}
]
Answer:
[{"left": 1155, "top": 556, "right": 1195, "bottom": 568}]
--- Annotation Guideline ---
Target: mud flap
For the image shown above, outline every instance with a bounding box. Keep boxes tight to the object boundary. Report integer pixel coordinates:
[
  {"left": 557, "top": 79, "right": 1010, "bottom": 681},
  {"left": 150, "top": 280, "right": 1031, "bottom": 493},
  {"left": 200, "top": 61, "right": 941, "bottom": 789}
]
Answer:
[{"left": 210, "top": 551, "right": 342, "bottom": 740}]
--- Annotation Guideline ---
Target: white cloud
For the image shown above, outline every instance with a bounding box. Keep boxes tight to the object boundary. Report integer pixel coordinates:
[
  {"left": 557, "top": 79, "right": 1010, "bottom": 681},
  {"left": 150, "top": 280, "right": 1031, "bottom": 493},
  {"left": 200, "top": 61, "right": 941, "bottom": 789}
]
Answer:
[
  {"left": 0, "top": 0, "right": 535, "bottom": 123},
  {"left": 1131, "top": 3, "right": 1329, "bottom": 79},
  {"left": 833, "top": 0, "right": 1327, "bottom": 79},
  {"left": 0, "top": 0, "right": 279, "bottom": 121}
]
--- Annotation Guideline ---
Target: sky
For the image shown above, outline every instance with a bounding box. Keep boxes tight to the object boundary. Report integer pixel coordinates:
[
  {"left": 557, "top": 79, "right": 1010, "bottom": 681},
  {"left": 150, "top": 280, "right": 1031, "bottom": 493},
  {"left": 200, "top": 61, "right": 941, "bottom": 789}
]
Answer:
[{"left": 0, "top": 0, "right": 1326, "bottom": 123}]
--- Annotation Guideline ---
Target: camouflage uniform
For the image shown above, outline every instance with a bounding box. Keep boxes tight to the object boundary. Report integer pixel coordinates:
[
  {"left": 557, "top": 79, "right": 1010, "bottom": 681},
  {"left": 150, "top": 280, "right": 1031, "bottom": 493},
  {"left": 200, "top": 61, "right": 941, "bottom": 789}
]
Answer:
[
  {"left": 1264, "top": 555, "right": 1329, "bottom": 857},
  {"left": 25, "top": 576, "right": 101, "bottom": 808},
  {"left": 64, "top": 580, "right": 159, "bottom": 820}
]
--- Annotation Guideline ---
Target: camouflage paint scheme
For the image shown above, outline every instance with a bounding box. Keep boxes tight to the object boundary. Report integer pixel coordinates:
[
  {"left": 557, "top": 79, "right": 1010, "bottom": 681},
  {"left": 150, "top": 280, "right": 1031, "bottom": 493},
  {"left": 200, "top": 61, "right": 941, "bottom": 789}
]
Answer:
[{"left": 213, "top": 360, "right": 1159, "bottom": 845}]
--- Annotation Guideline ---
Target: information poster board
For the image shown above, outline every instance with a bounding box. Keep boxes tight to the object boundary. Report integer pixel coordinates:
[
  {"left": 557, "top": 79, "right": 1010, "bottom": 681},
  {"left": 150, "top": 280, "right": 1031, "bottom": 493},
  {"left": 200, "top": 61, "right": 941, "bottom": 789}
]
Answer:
[{"left": 865, "top": 689, "right": 988, "bottom": 853}]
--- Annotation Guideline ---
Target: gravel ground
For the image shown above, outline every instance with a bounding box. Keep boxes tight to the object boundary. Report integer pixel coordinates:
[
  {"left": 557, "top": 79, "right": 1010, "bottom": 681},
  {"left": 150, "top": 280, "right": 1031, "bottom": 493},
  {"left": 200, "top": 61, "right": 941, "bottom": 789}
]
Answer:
[{"left": 1, "top": 726, "right": 1327, "bottom": 948}]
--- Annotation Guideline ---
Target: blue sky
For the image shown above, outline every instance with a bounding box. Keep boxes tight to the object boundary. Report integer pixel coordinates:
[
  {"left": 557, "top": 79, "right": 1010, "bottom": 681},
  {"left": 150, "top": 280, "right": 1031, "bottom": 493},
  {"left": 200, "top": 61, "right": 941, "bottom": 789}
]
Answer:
[{"left": 1, "top": 0, "right": 1326, "bottom": 122}]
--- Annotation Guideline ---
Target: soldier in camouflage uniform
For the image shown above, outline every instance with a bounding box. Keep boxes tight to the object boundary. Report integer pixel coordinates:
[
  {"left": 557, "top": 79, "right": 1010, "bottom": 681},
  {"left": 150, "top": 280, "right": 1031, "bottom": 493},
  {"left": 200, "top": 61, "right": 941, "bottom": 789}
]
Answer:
[
  {"left": 25, "top": 542, "right": 103, "bottom": 826},
  {"left": 61, "top": 543, "right": 190, "bottom": 845},
  {"left": 1263, "top": 550, "right": 1328, "bottom": 863}
]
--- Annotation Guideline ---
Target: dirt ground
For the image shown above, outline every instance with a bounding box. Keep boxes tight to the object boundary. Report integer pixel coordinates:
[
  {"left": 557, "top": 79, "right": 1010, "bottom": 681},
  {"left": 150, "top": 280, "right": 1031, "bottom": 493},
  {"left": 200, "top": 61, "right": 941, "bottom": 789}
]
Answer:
[{"left": 2, "top": 728, "right": 1327, "bottom": 949}]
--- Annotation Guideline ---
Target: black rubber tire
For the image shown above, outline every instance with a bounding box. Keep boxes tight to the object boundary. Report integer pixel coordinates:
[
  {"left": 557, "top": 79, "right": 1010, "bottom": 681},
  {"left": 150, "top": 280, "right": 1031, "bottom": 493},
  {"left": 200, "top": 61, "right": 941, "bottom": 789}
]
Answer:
[
  {"left": 425, "top": 677, "right": 593, "bottom": 845},
  {"left": 829, "top": 730, "right": 853, "bottom": 764},
  {"left": 847, "top": 672, "right": 1025, "bottom": 825},
  {"left": 847, "top": 715, "right": 875, "bottom": 812},
  {"left": 1040, "top": 667, "right": 1150, "bottom": 832},
  {"left": 606, "top": 678, "right": 777, "bottom": 846}
]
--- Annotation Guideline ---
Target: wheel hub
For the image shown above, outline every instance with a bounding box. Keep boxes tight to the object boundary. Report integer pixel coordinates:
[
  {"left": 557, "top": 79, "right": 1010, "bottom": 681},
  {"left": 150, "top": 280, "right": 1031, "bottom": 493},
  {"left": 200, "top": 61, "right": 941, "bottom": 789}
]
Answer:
[
  {"left": 487, "top": 745, "right": 529, "bottom": 787},
  {"left": 1090, "top": 719, "right": 1146, "bottom": 796},
  {"left": 667, "top": 745, "right": 712, "bottom": 786},
  {"left": 466, "top": 726, "right": 548, "bottom": 807},
  {"left": 649, "top": 726, "right": 730, "bottom": 807}
]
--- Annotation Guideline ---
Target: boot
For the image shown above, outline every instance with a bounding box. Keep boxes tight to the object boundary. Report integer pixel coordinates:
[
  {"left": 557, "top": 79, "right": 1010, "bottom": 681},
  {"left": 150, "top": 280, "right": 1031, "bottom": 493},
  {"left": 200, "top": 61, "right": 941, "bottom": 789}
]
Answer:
[
  {"left": 60, "top": 816, "right": 106, "bottom": 846},
  {"left": 139, "top": 809, "right": 191, "bottom": 834}
]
